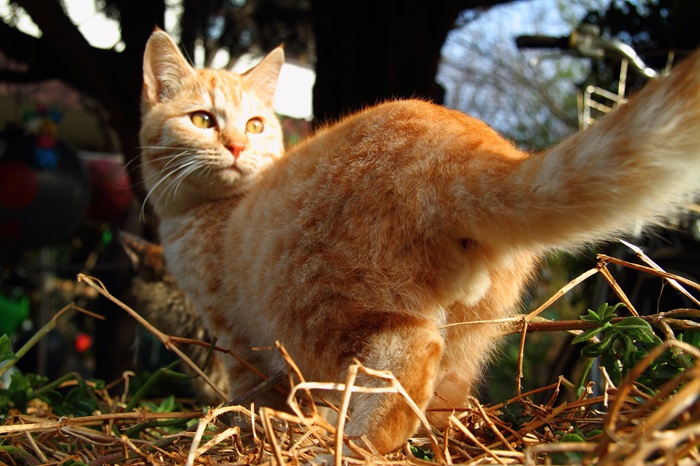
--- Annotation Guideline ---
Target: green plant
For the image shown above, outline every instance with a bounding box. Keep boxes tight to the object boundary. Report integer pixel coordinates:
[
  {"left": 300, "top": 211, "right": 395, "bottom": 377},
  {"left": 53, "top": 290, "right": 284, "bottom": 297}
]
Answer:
[
  {"left": 0, "top": 334, "right": 14, "bottom": 367},
  {"left": 1, "top": 367, "right": 104, "bottom": 418},
  {"left": 572, "top": 303, "right": 699, "bottom": 395},
  {"left": 1, "top": 320, "right": 105, "bottom": 418},
  {"left": 407, "top": 441, "right": 435, "bottom": 461}
]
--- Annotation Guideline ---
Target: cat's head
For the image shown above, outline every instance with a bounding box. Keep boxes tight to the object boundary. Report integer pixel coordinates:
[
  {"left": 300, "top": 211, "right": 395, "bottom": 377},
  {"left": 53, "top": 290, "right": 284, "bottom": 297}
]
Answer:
[{"left": 139, "top": 30, "right": 284, "bottom": 215}]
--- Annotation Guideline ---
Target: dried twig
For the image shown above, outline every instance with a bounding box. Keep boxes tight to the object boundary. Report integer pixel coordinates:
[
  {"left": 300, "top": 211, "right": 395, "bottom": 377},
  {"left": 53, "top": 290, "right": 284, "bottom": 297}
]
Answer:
[{"left": 78, "top": 273, "right": 228, "bottom": 401}]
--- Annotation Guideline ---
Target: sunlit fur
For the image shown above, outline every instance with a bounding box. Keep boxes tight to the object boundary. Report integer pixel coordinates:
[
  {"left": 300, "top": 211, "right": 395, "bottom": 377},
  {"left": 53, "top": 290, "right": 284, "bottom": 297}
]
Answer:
[{"left": 141, "top": 30, "right": 700, "bottom": 454}]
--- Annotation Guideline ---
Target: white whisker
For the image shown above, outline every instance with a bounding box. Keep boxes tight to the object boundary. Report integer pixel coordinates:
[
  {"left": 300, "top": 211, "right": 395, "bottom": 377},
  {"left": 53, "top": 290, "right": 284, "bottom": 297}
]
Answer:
[
  {"left": 165, "top": 161, "right": 202, "bottom": 204},
  {"left": 140, "top": 153, "right": 207, "bottom": 221},
  {"left": 139, "top": 143, "right": 240, "bottom": 221}
]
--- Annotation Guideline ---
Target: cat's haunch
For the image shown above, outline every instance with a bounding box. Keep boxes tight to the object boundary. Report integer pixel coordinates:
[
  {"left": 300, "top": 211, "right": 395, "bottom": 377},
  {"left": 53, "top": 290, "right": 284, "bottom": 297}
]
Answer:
[{"left": 140, "top": 30, "right": 700, "bottom": 454}]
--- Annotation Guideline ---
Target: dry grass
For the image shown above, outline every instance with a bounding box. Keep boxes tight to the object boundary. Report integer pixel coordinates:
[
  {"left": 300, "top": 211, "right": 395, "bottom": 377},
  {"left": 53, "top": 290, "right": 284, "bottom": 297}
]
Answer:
[{"left": 1, "top": 247, "right": 700, "bottom": 465}]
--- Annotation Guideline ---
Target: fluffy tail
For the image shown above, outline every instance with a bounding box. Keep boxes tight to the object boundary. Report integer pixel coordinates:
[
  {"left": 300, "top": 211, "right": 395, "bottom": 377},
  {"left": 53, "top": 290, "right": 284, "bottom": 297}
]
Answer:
[{"left": 468, "top": 49, "right": 700, "bottom": 252}]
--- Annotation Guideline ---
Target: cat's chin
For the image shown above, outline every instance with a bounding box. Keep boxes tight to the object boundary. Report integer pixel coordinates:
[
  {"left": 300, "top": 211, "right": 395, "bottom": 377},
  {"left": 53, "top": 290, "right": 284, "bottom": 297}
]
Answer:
[
  {"left": 215, "top": 166, "right": 250, "bottom": 186},
  {"left": 213, "top": 171, "right": 255, "bottom": 196},
  {"left": 213, "top": 164, "right": 244, "bottom": 178}
]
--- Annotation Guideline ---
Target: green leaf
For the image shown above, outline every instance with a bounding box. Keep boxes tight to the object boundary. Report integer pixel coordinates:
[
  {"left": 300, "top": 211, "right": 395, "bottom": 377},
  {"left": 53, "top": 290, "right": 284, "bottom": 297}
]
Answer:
[
  {"left": 650, "top": 364, "right": 684, "bottom": 381},
  {"left": 601, "top": 353, "right": 623, "bottom": 381},
  {"left": 581, "top": 308, "right": 603, "bottom": 323},
  {"left": 598, "top": 302, "right": 614, "bottom": 320},
  {"left": 0, "top": 388, "right": 11, "bottom": 412},
  {"left": 679, "top": 331, "right": 700, "bottom": 348},
  {"left": 550, "top": 432, "right": 586, "bottom": 464},
  {"left": 9, "top": 372, "right": 29, "bottom": 392},
  {"left": 613, "top": 316, "right": 652, "bottom": 332},
  {"left": 611, "top": 317, "right": 656, "bottom": 341},
  {"left": 559, "top": 433, "right": 585, "bottom": 442},
  {"left": 9, "top": 389, "right": 28, "bottom": 412},
  {"left": 623, "top": 335, "right": 638, "bottom": 355},
  {"left": 612, "top": 316, "right": 650, "bottom": 330},
  {"left": 408, "top": 443, "right": 435, "bottom": 461},
  {"left": 580, "top": 302, "right": 625, "bottom": 324},
  {"left": 0, "top": 445, "right": 41, "bottom": 465},
  {"left": 609, "top": 302, "right": 626, "bottom": 314},
  {"left": 157, "top": 395, "right": 176, "bottom": 413},
  {"left": 0, "top": 335, "right": 14, "bottom": 361},
  {"left": 581, "top": 336, "right": 615, "bottom": 357},
  {"left": 572, "top": 325, "right": 607, "bottom": 344}
]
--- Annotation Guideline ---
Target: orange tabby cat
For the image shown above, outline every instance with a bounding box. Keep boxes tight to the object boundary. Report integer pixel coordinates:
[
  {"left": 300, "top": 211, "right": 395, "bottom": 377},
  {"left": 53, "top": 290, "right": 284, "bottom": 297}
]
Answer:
[{"left": 140, "top": 30, "right": 700, "bottom": 453}]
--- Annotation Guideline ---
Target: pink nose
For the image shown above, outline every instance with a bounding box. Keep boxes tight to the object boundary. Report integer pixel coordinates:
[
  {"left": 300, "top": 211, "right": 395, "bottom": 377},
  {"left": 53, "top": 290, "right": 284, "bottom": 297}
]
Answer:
[{"left": 226, "top": 143, "right": 245, "bottom": 159}]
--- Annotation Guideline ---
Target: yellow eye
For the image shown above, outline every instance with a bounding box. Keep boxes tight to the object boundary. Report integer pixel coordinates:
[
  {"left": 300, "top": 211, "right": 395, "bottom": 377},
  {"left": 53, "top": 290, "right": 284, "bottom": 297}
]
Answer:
[
  {"left": 246, "top": 117, "right": 264, "bottom": 134},
  {"left": 190, "top": 111, "right": 216, "bottom": 129}
]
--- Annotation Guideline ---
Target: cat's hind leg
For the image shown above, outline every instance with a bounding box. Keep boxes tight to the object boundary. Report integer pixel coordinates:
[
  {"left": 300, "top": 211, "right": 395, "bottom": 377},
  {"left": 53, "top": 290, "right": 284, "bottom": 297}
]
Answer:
[{"left": 303, "top": 311, "right": 444, "bottom": 454}]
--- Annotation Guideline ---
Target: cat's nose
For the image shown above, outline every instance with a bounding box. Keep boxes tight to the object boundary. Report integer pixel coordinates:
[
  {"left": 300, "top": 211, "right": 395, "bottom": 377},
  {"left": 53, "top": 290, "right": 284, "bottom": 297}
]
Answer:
[{"left": 226, "top": 143, "right": 245, "bottom": 159}]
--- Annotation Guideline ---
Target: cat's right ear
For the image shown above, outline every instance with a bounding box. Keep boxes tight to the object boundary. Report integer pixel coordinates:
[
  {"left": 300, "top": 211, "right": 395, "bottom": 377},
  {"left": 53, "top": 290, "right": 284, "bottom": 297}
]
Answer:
[{"left": 142, "top": 30, "right": 196, "bottom": 105}]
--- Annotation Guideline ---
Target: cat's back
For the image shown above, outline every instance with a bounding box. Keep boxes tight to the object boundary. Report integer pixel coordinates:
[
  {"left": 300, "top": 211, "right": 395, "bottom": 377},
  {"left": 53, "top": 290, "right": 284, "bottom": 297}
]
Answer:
[
  {"left": 241, "top": 99, "right": 524, "bottom": 237},
  {"left": 225, "top": 99, "right": 528, "bottom": 325},
  {"left": 298, "top": 99, "right": 517, "bottom": 162}
]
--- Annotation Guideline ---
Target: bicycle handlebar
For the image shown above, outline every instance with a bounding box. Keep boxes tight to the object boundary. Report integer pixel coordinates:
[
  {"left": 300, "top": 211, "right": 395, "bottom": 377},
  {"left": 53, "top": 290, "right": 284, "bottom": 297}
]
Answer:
[
  {"left": 515, "top": 35, "right": 571, "bottom": 51},
  {"left": 516, "top": 26, "right": 658, "bottom": 79}
]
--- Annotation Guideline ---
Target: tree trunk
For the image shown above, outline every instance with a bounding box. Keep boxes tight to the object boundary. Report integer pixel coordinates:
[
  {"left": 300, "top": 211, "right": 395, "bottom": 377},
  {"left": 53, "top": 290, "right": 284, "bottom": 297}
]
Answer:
[{"left": 310, "top": 0, "right": 469, "bottom": 125}]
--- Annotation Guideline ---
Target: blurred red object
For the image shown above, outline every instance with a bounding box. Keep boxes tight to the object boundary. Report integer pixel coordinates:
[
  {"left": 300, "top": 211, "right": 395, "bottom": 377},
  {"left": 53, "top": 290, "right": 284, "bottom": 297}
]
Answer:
[
  {"left": 0, "top": 161, "right": 39, "bottom": 209},
  {"left": 0, "top": 129, "right": 90, "bottom": 248},
  {"left": 82, "top": 153, "right": 133, "bottom": 221},
  {"left": 75, "top": 333, "right": 93, "bottom": 353}
]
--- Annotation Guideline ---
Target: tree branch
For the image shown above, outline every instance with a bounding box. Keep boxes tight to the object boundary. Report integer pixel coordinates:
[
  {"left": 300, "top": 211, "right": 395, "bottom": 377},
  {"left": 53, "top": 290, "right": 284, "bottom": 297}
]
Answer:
[
  {"left": 0, "top": 69, "right": 42, "bottom": 83},
  {"left": 504, "top": 309, "right": 700, "bottom": 336},
  {"left": 0, "top": 20, "right": 43, "bottom": 69},
  {"left": 15, "top": 0, "right": 95, "bottom": 56},
  {"left": 1, "top": 1, "right": 123, "bottom": 92},
  {"left": 106, "top": 0, "right": 165, "bottom": 64}
]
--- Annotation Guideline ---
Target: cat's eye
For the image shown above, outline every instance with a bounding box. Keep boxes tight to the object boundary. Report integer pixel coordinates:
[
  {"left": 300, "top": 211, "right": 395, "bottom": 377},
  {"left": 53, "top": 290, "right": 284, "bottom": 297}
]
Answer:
[
  {"left": 246, "top": 117, "right": 264, "bottom": 134},
  {"left": 190, "top": 111, "right": 216, "bottom": 129}
]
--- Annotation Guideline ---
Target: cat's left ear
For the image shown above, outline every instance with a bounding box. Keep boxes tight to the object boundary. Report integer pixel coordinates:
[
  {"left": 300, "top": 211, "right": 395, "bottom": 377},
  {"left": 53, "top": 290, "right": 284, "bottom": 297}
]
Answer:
[{"left": 242, "top": 46, "right": 284, "bottom": 106}]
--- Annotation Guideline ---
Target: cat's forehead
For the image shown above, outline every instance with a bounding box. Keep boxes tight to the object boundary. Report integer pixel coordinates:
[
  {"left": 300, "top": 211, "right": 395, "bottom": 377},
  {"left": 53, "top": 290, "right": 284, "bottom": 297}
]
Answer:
[
  {"left": 196, "top": 69, "right": 244, "bottom": 101},
  {"left": 189, "top": 69, "right": 261, "bottom": 116}
]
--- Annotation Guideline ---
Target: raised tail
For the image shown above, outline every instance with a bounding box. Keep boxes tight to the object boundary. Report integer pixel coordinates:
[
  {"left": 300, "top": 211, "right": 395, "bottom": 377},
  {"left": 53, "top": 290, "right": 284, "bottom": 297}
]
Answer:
[{"left": 464, "top": 49, "right": 700, "bottom": 252}]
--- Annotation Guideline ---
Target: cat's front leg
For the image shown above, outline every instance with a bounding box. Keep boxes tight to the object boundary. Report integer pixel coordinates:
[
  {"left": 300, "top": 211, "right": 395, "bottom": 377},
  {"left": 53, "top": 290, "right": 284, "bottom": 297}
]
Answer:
[{"left": 307, "top": 311, "right": 444, "bottom": 454}]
